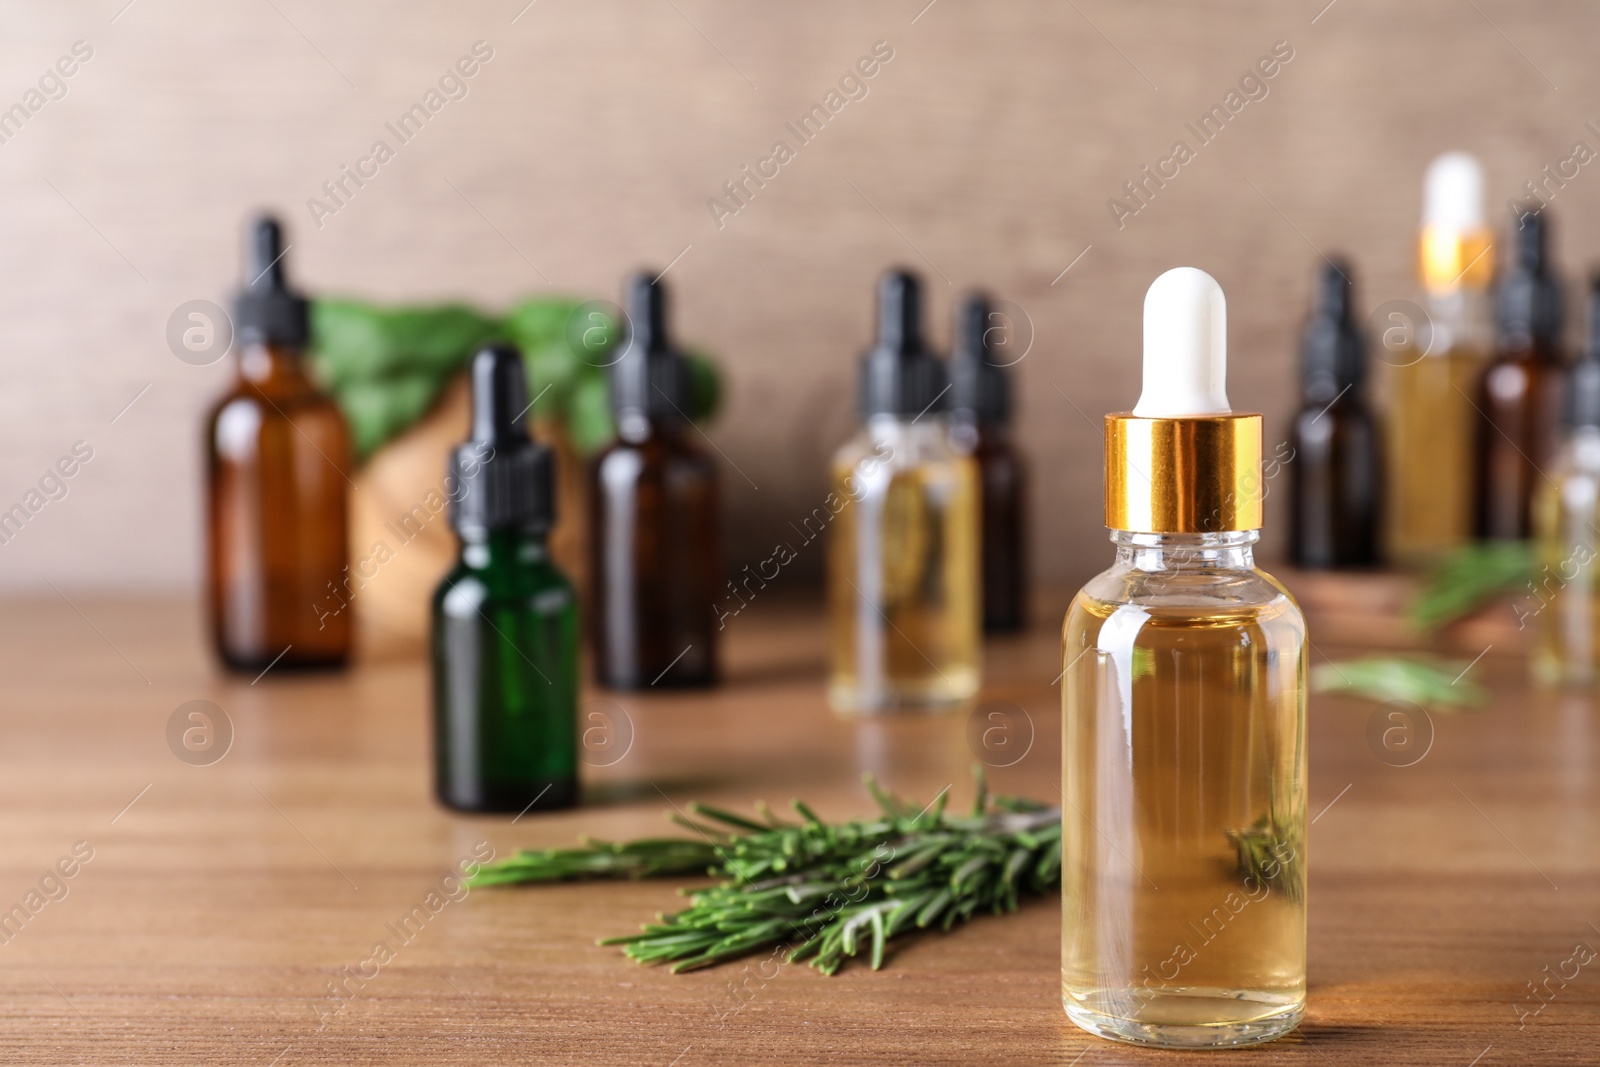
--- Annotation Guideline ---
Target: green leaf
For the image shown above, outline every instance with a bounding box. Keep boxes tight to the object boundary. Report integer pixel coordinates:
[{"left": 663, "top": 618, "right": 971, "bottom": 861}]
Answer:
[
  {"left": 1412, "top": 541, "right": 1535, "bottom": 632},
  {"left": 308, "top": 295, "right": 722, "bottom": 461},
  {"left": 308, "top": 299, "right": 396, "bottom": 390},
  {"left": 383, "top": 305, "right": 503, "bottom": 376},
  {"left": 310, "top": 299, "right": 499, "bottom": 385},
  {"left": 564, "top": 372, "right": 616, "bottom": 455},
  {"left": 337, "top": 374, "right": 448, "bottom": 461},
  {"left": 1311, "top": 655, "right": 1488, "bottom": 709},
  {"left": 309, "top": 298, "right": 499, "bottom": 460},
  {"left": 684, "top": 349, "right": 721, "bottom": 422},
  {"left": 503, "top": 297, "right": 593, "bottom": 414}
]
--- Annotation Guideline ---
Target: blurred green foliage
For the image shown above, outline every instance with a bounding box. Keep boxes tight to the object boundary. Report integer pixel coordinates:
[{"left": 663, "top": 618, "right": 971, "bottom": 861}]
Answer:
[
  {"left": 308, "top": 297, "right": 720, "bottom": 462},
  {"left": 1311, "top": 655, "right": 1488, "bottom": 710},
  {"left": 1410, "top": 541, "right": 1534, "bottom": 632}
]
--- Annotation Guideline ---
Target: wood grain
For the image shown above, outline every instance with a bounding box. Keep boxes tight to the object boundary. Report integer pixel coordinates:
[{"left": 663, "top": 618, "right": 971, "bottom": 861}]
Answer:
[
  {"left": 0, "top": 596, "right": 1595, "bottom": 1064},
  {"left": 1277, "top": 567, "right": 1531, "bottom": 656}
]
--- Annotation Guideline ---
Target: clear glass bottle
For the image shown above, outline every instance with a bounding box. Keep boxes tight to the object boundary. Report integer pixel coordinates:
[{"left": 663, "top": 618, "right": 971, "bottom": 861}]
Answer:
[
  {"left": 1532, "top": 277, "right": 1600, "bottom": 687},
  {"left": 828, "top": 270, "right": 980, "bottom": 714},
  {"left": 1385, "top": 152, "right": 1494, "bottom": 566},
  {"left": 1063, "top": 269, "right": 1307, "bottom": 1049},
  {"left": 206, "top": 215, "right": 352, "bottom": 672},
  {"left": 433, "top": 345, "right": 579, "bottom": 813}
]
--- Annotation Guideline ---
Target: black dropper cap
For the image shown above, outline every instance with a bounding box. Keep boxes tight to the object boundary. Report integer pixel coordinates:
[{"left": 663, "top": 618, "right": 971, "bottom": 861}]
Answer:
[
  {"left": 234, "top": 214, "right": 309, "bottom": 348},
  {"left": 1569, "top": 274, "right": 1600, "bottom": 429},
  {"left": 859, "top": 269, "right": 947, "bottom": 418},
  {"left": 1300, "top": 259, "right": 1365, "bottom": 405},
  {"left": 1498, "top": 209, "right": 1564, "bottom": 349},
  {"left": 950, "top": 292, "right": 1011, "bottom": 425},
  {"left": 448, "top": 344, "right": 556, "bottom": 538},
  {"left": 610, "top": 272, "right": 692, "bottom": 423}
]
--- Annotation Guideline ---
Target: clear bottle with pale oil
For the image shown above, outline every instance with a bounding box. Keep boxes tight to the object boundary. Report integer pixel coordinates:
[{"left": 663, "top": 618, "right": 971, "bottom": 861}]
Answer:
[
  {"left": 1385, "top": 152, "right": 1495, "bottom": 566},
  {"left": 1062, "top": 269, "right": 1307, "bottom": 1048},
  {"left": 1533, "top": 276, "right": 1600, "bottom": 687},
  {"left": 828, "top": 269, "right": 980, "bottom": 714}
]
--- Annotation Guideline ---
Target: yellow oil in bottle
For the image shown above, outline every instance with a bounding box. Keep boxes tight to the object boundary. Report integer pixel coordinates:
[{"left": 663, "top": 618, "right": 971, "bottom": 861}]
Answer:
[
  {"left": 1385, "top": 151, "right": 1494, "bottom": 566},
  {"left": 1384, "top": 344, "right": 1485, "bottom": 566},
  {"left": 1532, "top": 426, "right": 1600, "bottom": 686},
  {"left": 1070, "top": 268, "right": 1306, "bottom": 1048},
  {"left": 1061, "top": 570, "right": 1307, "bottom": 1047},
  {"left": 827, "top": 425, "right": 981, "bottom": 713}
]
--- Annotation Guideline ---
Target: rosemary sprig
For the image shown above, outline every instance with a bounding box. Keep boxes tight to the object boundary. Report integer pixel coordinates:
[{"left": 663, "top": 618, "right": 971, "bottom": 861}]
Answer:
[
  {"left": 1411, "top": 541, "right": 1534, "bottom": 632},
  {"left": 469, "top": 768, "right": 1062, "bottom": 975},
  {"left": 1226, "top": 812, "right": 1303, "bottom": 902},
  {"left": 1311, "top": 655, "right": 1488, "bottom": 709}
]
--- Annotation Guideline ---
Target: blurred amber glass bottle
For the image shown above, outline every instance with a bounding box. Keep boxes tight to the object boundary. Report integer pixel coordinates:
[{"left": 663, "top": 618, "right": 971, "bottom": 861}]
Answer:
[
  {"left": 590, "top": 273, "right": 719, "bottom": 689},
  {"left": 1476, "top": 210, "right": 1566, "bottom": 541},
  {"left": 1288, "top": 260, "right": 1382, "bottom": 568},
  {"left": 1385, "top": 153, "right": 1494, "bottom": 566},
  {"left": 206, "top": 216, "right": 352, "bottom": 671},
  {"left": 950, "top": 292, "right": 1027, "bottom": 632},
  {"left": 1533, "top": 277, "right": 1600, "bottom": 686}
]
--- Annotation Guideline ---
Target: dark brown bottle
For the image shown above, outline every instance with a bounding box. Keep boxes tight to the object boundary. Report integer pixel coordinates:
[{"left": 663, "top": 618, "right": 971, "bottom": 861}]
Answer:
[
  {"left": 1475, "top": 210, "right": 1567, "bottom": 541},
  {"left": 591, "top": 273, "right": 718, "bottom": 688},
  {"left": 206, "top": 216, "right": 352, "bottom": 671},
  {"left": 1289, "top": 260, "right": 1382, "bottom": 568},
  {"left": 951, "top": 293, "right": 1026, "bottom": 632}
]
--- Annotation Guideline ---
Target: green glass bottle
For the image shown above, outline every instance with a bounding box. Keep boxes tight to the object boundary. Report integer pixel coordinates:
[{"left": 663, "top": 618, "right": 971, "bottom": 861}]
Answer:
[{"left": 433, "top": 344, "right": 579, "bottom": 813}]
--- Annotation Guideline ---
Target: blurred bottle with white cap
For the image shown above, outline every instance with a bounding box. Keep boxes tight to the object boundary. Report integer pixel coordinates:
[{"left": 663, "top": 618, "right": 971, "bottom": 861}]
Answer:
[{"left": 1385, "top": 151, "right": 1496, "bottom": 565}]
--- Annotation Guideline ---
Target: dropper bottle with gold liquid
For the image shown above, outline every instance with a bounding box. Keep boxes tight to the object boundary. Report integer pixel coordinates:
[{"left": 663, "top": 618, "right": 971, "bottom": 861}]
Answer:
[
  {"left": 1532, "top": 276, "right": 1600, "bottom": 687},
  {"left": 1062, "top": 269, "right": 1307, "bottom": 1048},
  {"left": 827, "top": 269, "right": 980, "bottom": 714},
  {"left": 1386, "top": 152, "right": 1495, "bottom": 565}
]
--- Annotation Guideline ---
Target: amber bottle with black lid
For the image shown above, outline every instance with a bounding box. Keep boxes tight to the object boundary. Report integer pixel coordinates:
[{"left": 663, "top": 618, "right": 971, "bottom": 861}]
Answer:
[
  {"left": 951, "top": 293, "right": 1027, "bottom": 631},
  {"left": 1288, "top": 260, "right": 1382, "bottom": 568},
  {"left": 591, "top": 273, "right": 719, "bottom": 689},
  {"left": 206, "top": 215, "right": 352, "bottom": 672},
  {"left": 1476, "top": 209, "right": 1567, "bottom": 541}
]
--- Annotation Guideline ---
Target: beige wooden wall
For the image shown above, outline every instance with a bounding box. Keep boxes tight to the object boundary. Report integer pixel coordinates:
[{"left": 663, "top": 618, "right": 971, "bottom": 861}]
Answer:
[{"left": 1, "top": 0, "right": 1596, "bottom": 593}]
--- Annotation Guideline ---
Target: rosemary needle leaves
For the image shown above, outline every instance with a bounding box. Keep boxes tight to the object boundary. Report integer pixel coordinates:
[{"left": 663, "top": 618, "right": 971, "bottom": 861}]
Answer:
[
  {"left": 1311, "top": 655, "right": 1488, "bottom": 710},
  {"left": 1410, "top": 540, "right": 1534, "bottom": 632},
  {"left": 468, "top": 769, "right": 1062, "bottom": 975},
  {"left": 1226, "top": 812, "right": 1304, "bottom": 902}
]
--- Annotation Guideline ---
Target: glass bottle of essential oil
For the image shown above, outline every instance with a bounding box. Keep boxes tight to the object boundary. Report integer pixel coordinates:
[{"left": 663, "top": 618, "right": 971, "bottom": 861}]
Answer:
[
  {"left": 1062, "top": 269, "right": 1307, "bottom": 1049},
  {"left": 206, "top": 215, "right": 352, "bottom": 672},
  {"left": 433, "top": 344, "right": 578, "bottom": 813},
  {"left": 1533, "top": 276, "right": 1600, "bottom": 687},
  {"left": 1289, "top": 259, "right": 1382, "bottom": 568},
  {"left": 591, "top": 273, "right": 719, "bottom": 689},
  {"left": 951, "top": 292, "right": 1028, "bottom": 632},
  {"left": 1476, "top": 209, "right": 1567, "bottom": 541},
  {"left": 828, "top": 269, "right": 980, "bottom": 714},
  {"left": 1386, "top": 152, "right": 1495, "bottom": 566}
]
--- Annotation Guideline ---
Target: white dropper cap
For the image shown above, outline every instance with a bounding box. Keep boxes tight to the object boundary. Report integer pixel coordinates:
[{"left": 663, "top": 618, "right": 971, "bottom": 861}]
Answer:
[
  {"left": 1132, "top": 267, "right": 1230, "bottom": 418},
  {"left": 1423, "top": 151, "right": 1486, "bottom": 230}
]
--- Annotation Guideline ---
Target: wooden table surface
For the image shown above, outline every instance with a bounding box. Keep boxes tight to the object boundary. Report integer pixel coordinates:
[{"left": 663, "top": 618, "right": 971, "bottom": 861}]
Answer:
[{"left": 1, "top": 594, "right": 1596, "bottom": 1066}]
